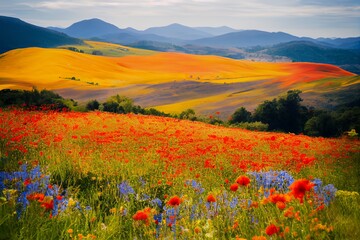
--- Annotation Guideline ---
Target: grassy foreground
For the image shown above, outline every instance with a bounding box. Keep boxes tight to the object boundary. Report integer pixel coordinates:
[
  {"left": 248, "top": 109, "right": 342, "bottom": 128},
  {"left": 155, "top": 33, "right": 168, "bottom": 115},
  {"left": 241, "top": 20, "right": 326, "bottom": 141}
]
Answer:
[{"left": 0, "top": 109, "right": 359, "bottom": 239}]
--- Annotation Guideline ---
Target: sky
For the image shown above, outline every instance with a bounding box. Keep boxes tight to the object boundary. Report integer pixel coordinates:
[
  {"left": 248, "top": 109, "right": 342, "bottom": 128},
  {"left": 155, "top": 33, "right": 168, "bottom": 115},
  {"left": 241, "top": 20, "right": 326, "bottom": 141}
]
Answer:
[{"left": 0, "top": 0, "right": 359, "bottom": 38}]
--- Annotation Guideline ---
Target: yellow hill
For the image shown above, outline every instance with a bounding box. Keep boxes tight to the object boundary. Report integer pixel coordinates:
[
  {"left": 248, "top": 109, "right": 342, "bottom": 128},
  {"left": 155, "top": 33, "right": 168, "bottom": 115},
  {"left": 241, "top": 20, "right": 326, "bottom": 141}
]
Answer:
[
  {"left": 0, "top": 47, "right": 357, "bottom": 115},
  {"left": 58, "top": 40, "right": 157, "bottom": 57}
]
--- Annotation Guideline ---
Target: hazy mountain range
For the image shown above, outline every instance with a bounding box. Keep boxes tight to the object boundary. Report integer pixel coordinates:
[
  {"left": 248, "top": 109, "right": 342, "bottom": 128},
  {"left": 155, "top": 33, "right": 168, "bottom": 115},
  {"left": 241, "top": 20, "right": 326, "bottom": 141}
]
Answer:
[
  {"left": 45, "top": 18, "right": 360, "bottom": 49},
  {"left": 1, "top": 16, "right": 359, "bottom": 73}
]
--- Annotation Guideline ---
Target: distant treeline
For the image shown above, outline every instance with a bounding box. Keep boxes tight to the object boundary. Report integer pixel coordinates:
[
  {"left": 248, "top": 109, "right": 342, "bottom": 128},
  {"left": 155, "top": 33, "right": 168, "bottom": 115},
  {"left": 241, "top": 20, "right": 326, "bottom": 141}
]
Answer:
[
  {"left": 0, "top": 88, "right": 77, "bottom": 110},
  {"left": 228, "top": 90, "right": 360, "bottom": 138},
  {"left": 1, "top": 88, "right": 359, "bottom": 138}
]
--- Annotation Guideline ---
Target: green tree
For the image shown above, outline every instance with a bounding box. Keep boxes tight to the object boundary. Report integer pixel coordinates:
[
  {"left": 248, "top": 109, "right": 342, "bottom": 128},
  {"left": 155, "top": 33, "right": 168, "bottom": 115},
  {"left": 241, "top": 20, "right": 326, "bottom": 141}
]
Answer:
[
  {"left": 277, "top": 90, "right": 305, "bottom": 133},
  {"left": 304, "top": 112, "right": 338, "bottom": 137},
  {"left": 253, "top": 99, "right": 279, "bottom": 130},
  {"left": 229, "top": 107, "right": 252, "bottom": 124},
  {"left": 86, "top": 100, "right": 100, "bottom": 111},
  {"left": 179, "top": 109, "right": 197, "bottom": 121},
  {"left": 103, "top": 95, "right": 134, "bottom": 114}
]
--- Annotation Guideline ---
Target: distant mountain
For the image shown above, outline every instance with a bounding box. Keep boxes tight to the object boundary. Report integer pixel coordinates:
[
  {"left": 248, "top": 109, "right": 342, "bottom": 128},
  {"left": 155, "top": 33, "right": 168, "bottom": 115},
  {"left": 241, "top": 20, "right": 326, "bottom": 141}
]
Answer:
[
  {"left": 317, "top": 37, "right": 360, "bottom": 49},
  {"left": 49, "top": 18, "right": 122, "bottom": 39},
  {"left": 97, "top": 32, "right": 183, "bottom": 45},
  {"left": 194, "top": 26, "right": 238, "bottom": 36},
  {"left": 129, "top": 41, "right": 187, "bottom": 52},
  {"left": 191, "top": 30, "right": 301, "bottom": 48},
  {"left": 265, "top": 41, "right": 360, "bottom": 74},
  {"left": 0, "top": 16, "right": 82, "bottom": 54},
  {"left": 143, "top": 23, "right": 213, "bottom": 40},
  {"left": 266, "top": 41, "right": 360, "bottom": 65}
]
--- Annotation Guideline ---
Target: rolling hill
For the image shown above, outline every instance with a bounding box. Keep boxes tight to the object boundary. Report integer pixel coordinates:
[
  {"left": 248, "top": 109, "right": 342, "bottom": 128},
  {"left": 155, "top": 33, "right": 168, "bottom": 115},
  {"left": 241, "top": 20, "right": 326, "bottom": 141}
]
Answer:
[
  {"left": 0, "top": 16, "right": 82, "bottom": 54},
  {"left": 58, "top": 40, "right": 156, "bottom": 57},
  {"left": 97, "top": 32, "right": 182, "bottom": 45},
  {"left": 0, "top": 46, "right": 358, "bottom": 117},
  {"left": 317, "top": 37, "right": 360, "bottom": 49},
  {"left": 191, "top": 30, "right": 301, "bottom": 48},
  {"left": 265, "top": 41, "right": 360, "bottom": 74},
  {"left": 265, "top": 41, "right": 360, "bottom": 64}
]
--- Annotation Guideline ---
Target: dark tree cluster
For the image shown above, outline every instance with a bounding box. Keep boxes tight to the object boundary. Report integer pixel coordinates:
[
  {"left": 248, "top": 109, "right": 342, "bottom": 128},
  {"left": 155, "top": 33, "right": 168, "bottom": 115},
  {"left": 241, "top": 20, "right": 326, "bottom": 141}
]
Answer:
[
  {"left": 85, "top": 95, "right": 171, "bottom": 117},
  {"left": 0, "top": 88, "right": 77, "bottom": 110},
  {"left": 229, "top": 90, "right": 360, "bottom": 137}
]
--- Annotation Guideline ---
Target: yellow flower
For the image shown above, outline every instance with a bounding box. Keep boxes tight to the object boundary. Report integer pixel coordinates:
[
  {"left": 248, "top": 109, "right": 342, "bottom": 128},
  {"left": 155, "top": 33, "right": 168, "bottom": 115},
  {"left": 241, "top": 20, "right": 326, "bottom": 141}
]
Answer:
[
  {"left": 109, "top": 208, "right": 117, "bottom": 214},
  {"left": 67, "top": 229, "right": 73, "bottom": 234},
  {"left": 68, "top": 198, "right": 76, "bottom": 207}
]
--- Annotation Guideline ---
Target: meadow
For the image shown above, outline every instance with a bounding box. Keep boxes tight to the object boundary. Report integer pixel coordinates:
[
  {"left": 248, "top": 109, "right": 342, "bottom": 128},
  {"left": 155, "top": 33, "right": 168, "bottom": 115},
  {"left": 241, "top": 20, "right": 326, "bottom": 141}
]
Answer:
[{"left": 0, "top": 108, "right": 359, "bottom": 239}]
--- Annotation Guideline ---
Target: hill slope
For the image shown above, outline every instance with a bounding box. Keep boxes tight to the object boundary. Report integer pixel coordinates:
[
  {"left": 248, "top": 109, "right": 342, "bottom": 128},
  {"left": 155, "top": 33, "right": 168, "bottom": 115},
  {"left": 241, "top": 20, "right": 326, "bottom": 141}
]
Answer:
[
  {"left": 0, "top": 47, "right": 357, "bottom": 116},
  {"left": 266, "top": 41, "right": 360, "bottom": 65},
  {"left": 191, "top": 30, "right": 300, "bottom": 48},
  {"left": 58, "top": 40, "right": 157, "bottom": 57},
  {"left": 0, "top": 16, "right": 82, "bottom": 53},
  {"left": 317, "top": 37, "right": 360, "bottom": 49}
]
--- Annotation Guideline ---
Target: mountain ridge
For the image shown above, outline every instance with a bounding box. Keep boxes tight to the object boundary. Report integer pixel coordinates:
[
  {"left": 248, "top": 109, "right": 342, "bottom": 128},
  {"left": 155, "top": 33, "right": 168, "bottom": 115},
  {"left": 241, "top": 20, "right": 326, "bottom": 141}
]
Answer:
[{"left": 0, "top": 16, "right": 82, "bottom": 54}]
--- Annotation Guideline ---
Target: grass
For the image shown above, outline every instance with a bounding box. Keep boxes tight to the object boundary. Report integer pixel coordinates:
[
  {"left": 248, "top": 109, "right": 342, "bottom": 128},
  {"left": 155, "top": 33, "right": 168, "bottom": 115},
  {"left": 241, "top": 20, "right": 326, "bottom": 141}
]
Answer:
[
  {"left": 0, "top": 109, "right": 359, "bottom": 239},
  {"left": 58, "top": 40, "right": 157, "bottom": 57}
]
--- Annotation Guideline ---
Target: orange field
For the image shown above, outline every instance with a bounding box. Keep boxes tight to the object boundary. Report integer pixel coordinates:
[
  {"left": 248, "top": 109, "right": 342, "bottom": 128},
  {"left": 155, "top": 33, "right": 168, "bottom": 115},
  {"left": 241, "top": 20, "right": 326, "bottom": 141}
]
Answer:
[{"left": 0, "top": 46, "right": 357, "bottom": 115}]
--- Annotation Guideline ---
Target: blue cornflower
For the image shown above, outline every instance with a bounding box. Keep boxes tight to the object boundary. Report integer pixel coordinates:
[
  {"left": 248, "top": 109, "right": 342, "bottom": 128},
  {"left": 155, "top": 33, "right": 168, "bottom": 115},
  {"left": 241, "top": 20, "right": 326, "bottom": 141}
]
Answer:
[
  {"left": 117, "top": 181, "right": 135, "bottom": 197},
  {"left": 151, "top": 198, "right": 163, "bottom": 208},
  {"left": 154, "top": 213, "right": 163, "bottom": 238},
  {"left": 186, "top": 180, "right": 204, "bottom": 194},
  {"left": 30, "top": 166, "right": 41, "bottom": 179},
  {"left": 248, "top": 170, "right": 294, "bottom": 195},
  {"left": 141, "top": 194, "right": 150, "bottom": 201},
  {"left": 322, "top": 184, "right": 337, "bottom": 205},
  {"left": 311, "top": 179, "right": 337, "bottom": 206},
  {"left": 230, "top": 197, "right": 238, "bottom": 209}
]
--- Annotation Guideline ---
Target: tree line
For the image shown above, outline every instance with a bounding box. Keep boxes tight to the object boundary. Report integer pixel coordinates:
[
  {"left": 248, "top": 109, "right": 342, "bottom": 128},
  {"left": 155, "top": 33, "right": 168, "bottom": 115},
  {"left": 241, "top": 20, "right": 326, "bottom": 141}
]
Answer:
[
  {"left": 228, "top": 90, "right": 360, "bottom": 137},
  {"left": 1, "top": 88, "right": 358, "bottom": 138}
]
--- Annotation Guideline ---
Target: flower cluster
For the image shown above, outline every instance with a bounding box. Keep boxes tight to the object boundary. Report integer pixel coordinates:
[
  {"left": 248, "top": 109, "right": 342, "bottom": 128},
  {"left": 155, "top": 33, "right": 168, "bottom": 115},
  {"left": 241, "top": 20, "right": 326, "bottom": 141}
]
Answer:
[{"left": 0, "top": 163, "right": 68, "bottom": 218}]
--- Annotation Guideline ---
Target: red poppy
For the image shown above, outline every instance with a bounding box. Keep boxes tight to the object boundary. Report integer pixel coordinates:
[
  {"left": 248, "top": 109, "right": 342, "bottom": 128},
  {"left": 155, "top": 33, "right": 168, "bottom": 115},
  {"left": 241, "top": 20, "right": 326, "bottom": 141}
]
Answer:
[
  {"left": 276, "top": 201, "right": 286, "bottom": 210},
  {"left": 167, "top": 195, "right": 182, "bottom": 206},
  {"left": 268, "top": 193, "right": 290, "bottom": 204},
  {"left": 265, "top": 224, "right": 280, "bottom": 236},
  {"left": 207, "top": 194, "right": 216, "bottom": 203},
  {"left": 289, "top": 179, "right": 314, "bottom": 203},
  {"left": 133, "top": 210, "right": 149, "bottom": 223},
  {"left": 35, "top": 193, "right": 45, "bottom": 202},
  {"left": 230, "top": 183, "right": 239, "bottom": 192},
  {"left": 24, "top": 178, "right": 31, "bottom": 186},
  {"left": 284, "top": 206, "right": 294, "bottom": 218},
  {"left": 236, "top": 176, "right": 251, "bottom": 186},
  {"left": 41, "top": 199, "right": 54, "bottom": 211}
]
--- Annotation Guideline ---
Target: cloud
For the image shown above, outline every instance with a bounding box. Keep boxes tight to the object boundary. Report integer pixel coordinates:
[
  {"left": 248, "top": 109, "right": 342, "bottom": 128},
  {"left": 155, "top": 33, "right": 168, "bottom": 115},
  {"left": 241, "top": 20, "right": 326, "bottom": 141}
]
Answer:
[
  {"left": 16, "top": 0, "right": 360, "bottom": 18},
  {"left": 2, "top": 0, "right": 359, "bottom": 37}
]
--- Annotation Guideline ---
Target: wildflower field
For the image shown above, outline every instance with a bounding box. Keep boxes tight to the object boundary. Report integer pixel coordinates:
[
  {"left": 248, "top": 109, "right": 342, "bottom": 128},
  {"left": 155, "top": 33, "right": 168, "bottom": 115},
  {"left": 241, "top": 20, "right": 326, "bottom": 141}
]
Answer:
[{"left": 0, "top": 109, "right": 359, "bottom": 239}]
